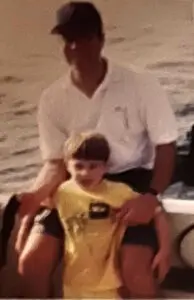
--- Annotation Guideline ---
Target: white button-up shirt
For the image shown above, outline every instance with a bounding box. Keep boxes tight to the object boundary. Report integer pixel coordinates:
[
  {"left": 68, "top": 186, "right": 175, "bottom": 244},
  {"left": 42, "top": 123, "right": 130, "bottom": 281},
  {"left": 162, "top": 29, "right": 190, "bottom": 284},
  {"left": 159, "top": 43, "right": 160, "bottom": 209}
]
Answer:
[{"left": 38, "top": 61, "right": 178, "bottom": 174}]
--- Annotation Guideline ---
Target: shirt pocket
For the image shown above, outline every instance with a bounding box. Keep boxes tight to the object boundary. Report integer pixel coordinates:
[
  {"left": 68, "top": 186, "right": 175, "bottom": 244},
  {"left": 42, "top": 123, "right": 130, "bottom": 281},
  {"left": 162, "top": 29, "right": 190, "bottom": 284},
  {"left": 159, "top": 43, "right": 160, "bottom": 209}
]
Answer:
[{"left": 96, "top": 105, "right": 131, "bottom": 143}]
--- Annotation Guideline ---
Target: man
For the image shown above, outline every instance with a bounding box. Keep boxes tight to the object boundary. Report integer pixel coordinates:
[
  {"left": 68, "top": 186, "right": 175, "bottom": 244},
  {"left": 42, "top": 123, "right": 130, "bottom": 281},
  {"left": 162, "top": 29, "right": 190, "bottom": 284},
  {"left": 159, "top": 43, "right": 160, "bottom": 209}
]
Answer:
[{"left": 17, "top": 1, "right": 177, "bottom": 298}]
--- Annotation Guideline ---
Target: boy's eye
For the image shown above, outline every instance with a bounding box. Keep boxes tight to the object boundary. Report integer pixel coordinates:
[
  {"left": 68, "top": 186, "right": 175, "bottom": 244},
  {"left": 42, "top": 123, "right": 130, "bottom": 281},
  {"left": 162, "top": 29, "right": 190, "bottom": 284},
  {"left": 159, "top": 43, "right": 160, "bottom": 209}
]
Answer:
[
  {"left": 89, "top": 163, "right": 99, "bottom": 170},
  {"left": 75, "top": 163, "right": 84, "bottom": 170}
]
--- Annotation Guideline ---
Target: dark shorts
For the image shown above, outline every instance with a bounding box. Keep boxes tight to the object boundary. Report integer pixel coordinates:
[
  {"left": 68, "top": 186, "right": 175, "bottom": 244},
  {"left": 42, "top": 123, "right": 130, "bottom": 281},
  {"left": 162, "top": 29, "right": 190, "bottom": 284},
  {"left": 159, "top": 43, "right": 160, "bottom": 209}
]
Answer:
[
  {"left": 33, "top": 207, "right": 64, "bottom": 239},
  {"left": 105, "top": 168, "right": 158, "bottom": 250},
  {"left": 32, "top": 168, "right": 158, "bottom": 250}
]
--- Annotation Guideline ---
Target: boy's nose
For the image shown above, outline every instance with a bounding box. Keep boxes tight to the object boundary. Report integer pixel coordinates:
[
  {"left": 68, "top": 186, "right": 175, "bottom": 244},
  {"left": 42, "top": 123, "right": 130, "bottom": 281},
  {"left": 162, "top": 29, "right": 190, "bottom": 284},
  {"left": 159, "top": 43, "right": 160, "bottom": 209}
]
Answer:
[{"left": 80, "top": 169, "right": 89, "bottom": 176}]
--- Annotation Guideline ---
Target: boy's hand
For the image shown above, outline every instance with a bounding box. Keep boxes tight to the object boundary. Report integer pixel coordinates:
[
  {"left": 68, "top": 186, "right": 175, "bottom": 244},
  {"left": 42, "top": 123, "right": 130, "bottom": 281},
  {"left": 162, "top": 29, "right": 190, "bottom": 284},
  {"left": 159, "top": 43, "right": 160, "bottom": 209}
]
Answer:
[{"left": 152, "top": 248, "right": 171, "bottom": 282}]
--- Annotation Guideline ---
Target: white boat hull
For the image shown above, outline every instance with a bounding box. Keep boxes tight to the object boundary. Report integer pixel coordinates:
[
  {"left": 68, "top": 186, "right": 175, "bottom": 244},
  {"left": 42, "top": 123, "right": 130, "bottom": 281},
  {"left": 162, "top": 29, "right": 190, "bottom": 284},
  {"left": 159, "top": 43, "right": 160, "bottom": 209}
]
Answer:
[{"left": 163, "top": 198, "right": 194, "bottom": 268}]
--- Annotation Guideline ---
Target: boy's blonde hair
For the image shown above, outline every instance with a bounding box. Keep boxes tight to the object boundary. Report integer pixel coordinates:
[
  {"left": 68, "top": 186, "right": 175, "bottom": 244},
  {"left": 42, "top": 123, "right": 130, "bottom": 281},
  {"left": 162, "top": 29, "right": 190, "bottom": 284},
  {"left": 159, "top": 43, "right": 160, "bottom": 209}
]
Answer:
[{"left": 64, "top": 132, "right": 110, "bottom": 162}]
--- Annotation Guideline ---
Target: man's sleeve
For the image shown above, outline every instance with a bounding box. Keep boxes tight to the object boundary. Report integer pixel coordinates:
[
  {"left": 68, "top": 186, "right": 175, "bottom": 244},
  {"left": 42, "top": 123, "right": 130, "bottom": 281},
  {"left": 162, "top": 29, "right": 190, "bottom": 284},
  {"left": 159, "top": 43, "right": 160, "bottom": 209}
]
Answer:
[
  {"left": 37, "top": 91, "right": 67, "bottom": 161},
  {"left": 139, "top": 73, "right": 178, "bottom": 145}
]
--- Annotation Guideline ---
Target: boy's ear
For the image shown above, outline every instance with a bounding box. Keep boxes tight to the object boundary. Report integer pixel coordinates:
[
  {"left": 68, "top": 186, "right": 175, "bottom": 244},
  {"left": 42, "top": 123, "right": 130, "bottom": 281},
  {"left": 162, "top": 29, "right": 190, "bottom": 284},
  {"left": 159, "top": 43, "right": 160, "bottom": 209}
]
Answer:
[
  {"left": 66, "top": 160, "right": 71, "bottom": 174},
  {"left": 103, "top": 162, "right": 108, "bottom": 173}
]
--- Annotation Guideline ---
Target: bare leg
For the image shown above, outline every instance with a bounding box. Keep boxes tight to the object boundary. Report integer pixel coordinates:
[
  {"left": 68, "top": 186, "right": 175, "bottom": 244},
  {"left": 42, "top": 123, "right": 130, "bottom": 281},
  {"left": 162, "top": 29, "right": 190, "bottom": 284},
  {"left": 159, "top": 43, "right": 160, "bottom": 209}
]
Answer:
[
  {"left": 120, "top": 245, "right": 158, "bottom": 298},
  {"left": 15, "top": 215, "right": 34, "bottom": 254},
  {"left": 18, "top": 230, "right": 61, "bottom": 298}
]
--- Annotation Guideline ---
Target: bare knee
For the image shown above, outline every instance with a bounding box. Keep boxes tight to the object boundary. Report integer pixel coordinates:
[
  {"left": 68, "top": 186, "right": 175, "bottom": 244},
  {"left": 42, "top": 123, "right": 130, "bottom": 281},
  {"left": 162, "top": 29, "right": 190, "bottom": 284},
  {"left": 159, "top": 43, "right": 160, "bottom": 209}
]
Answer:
[
  {"left": 17, "top": 232, "right": 62, "bottom": 298},
  {"left": 18, "top": 232, "right": 61, "bottom": 277},
  {"left": 18, "top": 250, "right": 47, "bottom": 277},
  {"left": 125, "top": 271, "right": 157, "bottom": 298},
  {"left": 18, "top": 249, "right": 53, "bottom": 298},
  {"left": 120, "top": 245, "right": 157, "bottom": 298}
]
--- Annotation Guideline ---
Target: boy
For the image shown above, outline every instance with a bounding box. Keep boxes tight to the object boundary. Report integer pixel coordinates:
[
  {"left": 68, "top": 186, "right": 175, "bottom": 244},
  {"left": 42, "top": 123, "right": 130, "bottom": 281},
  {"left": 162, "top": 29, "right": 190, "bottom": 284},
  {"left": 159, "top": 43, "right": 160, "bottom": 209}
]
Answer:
[{"left": 52, "top": 132, "right": 171, "bottom": 298}]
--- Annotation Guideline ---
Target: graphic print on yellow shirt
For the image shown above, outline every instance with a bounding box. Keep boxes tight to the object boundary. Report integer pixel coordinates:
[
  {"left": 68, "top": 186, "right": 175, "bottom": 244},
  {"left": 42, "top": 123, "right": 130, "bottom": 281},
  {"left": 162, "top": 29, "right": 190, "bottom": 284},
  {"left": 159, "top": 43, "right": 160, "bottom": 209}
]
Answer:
[{"left": 55, "top": 179, "right": 138, "bottom": 297}]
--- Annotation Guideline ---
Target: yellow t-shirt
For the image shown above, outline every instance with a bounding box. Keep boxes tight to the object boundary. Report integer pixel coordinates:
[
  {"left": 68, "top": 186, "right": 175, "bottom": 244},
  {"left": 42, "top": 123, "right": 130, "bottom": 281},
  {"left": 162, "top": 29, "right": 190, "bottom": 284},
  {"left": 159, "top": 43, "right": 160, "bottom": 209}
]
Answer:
[{"left": 55, "top": 179, "right": 138, "bottom": 299}]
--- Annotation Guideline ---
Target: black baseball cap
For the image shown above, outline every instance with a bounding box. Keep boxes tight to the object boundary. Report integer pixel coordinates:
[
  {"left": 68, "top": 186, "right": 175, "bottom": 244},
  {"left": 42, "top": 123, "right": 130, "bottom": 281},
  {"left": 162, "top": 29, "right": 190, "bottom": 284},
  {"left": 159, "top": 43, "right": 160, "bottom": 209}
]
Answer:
[{"left": 51, "top": 1, "right": 104, "bottom": 42}]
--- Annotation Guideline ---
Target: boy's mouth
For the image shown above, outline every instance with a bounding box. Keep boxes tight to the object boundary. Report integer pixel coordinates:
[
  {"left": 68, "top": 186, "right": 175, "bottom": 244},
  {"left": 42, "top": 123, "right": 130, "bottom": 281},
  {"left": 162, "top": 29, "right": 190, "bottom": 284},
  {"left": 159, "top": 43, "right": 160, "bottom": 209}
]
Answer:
[{"left": 79, "top": 178, "right": 94, "bottom": 187}]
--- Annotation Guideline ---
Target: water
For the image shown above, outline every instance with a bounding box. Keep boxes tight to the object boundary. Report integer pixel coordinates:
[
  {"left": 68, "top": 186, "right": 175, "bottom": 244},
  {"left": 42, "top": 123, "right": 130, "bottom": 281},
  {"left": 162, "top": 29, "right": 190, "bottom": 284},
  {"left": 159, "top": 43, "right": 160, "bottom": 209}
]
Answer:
[{"left": 1, "top": 0, "right": 194, "bottom": 202}]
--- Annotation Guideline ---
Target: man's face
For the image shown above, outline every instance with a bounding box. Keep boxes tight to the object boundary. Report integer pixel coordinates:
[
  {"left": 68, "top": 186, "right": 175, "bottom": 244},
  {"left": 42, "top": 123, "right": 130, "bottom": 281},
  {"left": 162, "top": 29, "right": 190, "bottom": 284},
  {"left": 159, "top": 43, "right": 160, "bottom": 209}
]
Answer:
[
  {"left": 67, "top": 158, "right": 107, "bottom": 189},
  {"left": 63, "top": 36, "right": 104, "bottom": 68}
]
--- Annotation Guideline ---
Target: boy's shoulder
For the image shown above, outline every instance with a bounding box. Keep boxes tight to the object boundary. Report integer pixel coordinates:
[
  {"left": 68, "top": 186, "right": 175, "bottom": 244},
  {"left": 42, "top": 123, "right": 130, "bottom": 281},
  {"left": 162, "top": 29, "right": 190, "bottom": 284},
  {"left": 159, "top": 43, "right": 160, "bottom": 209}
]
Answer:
[
  {"left": 104, "top": 179, "right": 138, "bottom": 197},
  {"left": 102, "top": 179, "right": 138, "bottom": 206},
  {"left": 56, "top": 179, "right": 139, "bottom": 200},
  {"left": 54, "top": 179, "right": 79, "bottom": 206},
  {"left": 57, "top": 179, "right": 76, "bottom": 193}
]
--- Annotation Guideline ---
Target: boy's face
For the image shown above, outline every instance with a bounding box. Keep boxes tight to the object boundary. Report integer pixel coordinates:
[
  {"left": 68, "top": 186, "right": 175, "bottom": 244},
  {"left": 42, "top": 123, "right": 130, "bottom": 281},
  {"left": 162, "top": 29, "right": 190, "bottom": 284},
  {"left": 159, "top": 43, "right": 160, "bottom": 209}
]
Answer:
[{"left": 67, "top": 158, "right": 107, "bottom": 189}]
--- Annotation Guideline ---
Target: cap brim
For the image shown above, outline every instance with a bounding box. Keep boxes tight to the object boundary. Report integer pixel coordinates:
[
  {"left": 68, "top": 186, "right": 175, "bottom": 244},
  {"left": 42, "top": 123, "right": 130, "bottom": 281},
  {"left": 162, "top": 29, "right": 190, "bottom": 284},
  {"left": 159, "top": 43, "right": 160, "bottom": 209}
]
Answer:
[
  {"left": 50, "top": 24, "right": 92, "bottom": 41},
  {"left": 50, "top": 25, "right": 62, "bottom": 35}
]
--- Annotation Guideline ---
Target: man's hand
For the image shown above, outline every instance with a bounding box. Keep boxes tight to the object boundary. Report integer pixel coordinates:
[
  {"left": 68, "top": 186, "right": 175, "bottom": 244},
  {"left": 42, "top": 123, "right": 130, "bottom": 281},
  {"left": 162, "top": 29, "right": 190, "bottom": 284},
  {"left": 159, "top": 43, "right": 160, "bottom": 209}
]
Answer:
[
  {"left": 18, "top": 191, "right": 41, "bottom": 218},
  {"left": 17, "top": 160, "right": 66, "bottom": 218},
  {"left": 115, "top": 193, "right": 159, "bottom": 225},
  {"left": 15, "top": 191, "right": 45, "bottom": 253},
  {"left": 152, "top": 248, "right": 171, "bottom": 282},
  {"left": 15, "top": 215, "right": 34, "bottom": 253}
]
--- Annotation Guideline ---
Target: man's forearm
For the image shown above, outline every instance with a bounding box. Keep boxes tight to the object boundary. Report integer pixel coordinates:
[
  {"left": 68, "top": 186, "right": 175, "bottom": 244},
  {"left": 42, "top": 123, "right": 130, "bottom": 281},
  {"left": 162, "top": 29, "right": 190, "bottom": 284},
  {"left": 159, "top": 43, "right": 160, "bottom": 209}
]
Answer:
[
  {"left": 155, "top": 211, "right": 171, "bottom": 251},
  {"left": 30, "top": 160, "right": 67, "bottom": 203},
  {"left": 150, "top": 142, "right": 176, "bottom": 194}
]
